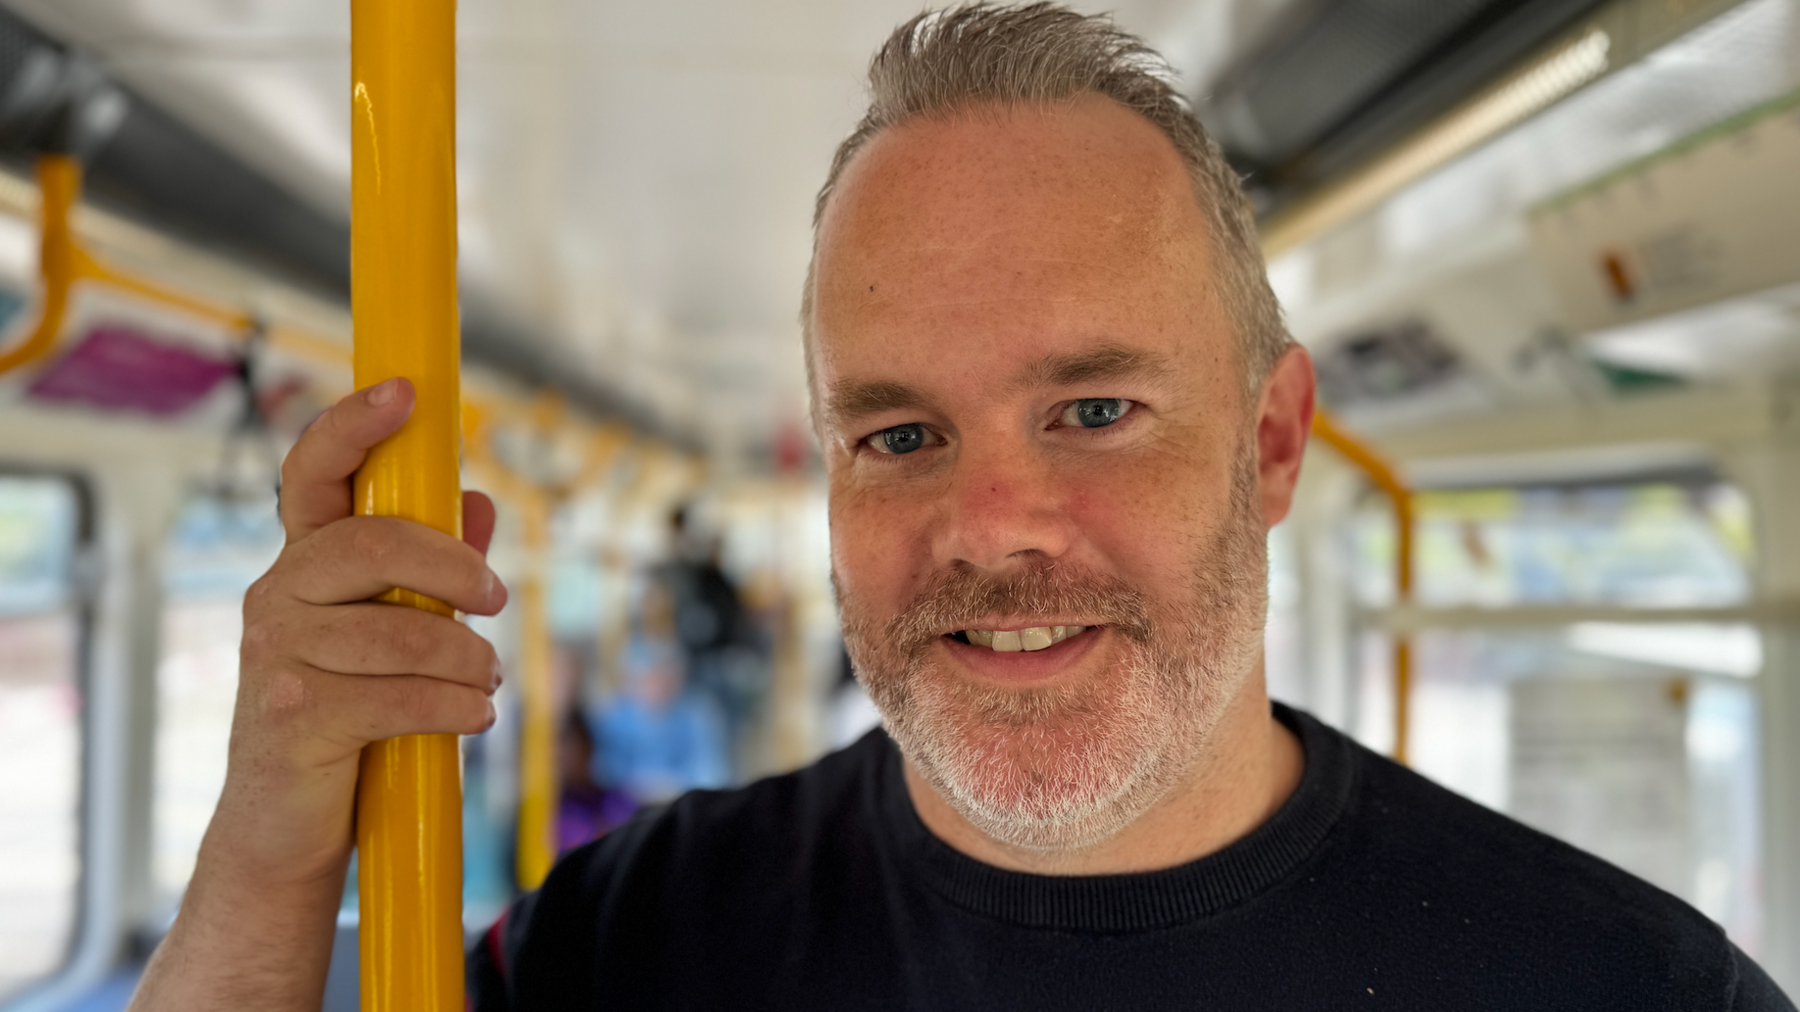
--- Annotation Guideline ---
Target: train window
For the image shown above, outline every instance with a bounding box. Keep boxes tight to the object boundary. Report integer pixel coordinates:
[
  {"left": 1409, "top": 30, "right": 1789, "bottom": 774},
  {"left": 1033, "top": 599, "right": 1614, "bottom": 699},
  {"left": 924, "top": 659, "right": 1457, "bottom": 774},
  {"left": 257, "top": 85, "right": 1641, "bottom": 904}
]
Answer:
[
  {"left": 152, "top": 493, "right": 283, "bottom": 915},
  {"left": 1352, "top": 483, "right": 1751, "bottom": 609},
  {"left": 1347, "top": 480, "right": 1764, "bottom": 949},
  {"left": 0, "top": 475, "right": 85, "bottom": 1001}
]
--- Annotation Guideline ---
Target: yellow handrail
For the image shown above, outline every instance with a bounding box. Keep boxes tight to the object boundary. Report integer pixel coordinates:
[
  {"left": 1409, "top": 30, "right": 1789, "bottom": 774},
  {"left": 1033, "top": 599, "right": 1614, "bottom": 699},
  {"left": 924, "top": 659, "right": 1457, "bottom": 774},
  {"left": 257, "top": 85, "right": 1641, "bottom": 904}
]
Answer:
[
  {"left": 0, "top": 159, "right": 651, "bottom": 497},
  {"left": 0, "top": 154, "right": 260, "bottom": 377},
  {"left": 0, "top": 156, "right": 81, "bottom": 374},
  {"left": 349, "top": 0, "right": 464, "bottom": 1009},
  {"left": 1311, "top": 406, "right": 1416, "bottom": 765}
]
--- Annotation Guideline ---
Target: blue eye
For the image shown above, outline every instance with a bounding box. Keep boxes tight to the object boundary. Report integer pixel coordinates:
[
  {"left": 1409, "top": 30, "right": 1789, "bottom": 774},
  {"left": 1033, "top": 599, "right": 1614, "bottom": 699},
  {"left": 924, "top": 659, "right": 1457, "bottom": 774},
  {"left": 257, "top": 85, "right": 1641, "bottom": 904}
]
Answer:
[
  {"left": 1061, "top": 398, "right": 1131, "bottom": 429},
  {"left": 878, "top": 423, "right": 927, "bottom": 454}
]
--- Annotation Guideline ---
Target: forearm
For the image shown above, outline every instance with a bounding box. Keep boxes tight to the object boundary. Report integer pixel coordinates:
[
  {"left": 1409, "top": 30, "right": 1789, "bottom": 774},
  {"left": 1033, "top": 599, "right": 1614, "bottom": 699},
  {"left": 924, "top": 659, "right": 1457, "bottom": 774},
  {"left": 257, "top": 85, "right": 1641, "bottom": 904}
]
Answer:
[{"left": 128, "top": 832, "right": 348, "bottom": 1012}]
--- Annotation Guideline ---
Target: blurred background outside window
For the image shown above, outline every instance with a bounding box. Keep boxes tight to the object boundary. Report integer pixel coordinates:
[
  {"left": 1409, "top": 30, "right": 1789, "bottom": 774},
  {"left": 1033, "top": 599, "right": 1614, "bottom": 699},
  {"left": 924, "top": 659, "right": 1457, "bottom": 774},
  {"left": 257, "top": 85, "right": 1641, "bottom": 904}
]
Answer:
[{"left": 0, "top": 476, "right": 85, "bottom": 1001}]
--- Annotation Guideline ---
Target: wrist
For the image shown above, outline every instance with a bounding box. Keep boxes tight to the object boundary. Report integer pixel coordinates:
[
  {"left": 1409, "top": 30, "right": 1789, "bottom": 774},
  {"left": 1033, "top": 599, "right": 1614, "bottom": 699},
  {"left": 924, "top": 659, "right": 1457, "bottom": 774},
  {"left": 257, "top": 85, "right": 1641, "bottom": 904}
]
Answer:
[{"left": 194, "top": 797, "right": 355, "bottom": 902}]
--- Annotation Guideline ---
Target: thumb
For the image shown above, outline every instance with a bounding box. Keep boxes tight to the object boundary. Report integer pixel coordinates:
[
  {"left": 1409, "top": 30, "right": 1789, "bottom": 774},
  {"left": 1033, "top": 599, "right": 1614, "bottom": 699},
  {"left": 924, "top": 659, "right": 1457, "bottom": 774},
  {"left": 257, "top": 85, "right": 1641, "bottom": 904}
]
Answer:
[{"left": 278, "top": 378, "right": 415, "bottom": 544}]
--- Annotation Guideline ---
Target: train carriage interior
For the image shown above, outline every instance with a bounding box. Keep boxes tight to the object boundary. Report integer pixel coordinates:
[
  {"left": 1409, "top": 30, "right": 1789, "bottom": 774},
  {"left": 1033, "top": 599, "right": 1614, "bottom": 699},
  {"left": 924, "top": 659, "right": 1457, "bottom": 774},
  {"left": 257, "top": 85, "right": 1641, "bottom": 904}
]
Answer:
[{"left": 0, "top": 0, "right": 1797, "bottom": 1007}]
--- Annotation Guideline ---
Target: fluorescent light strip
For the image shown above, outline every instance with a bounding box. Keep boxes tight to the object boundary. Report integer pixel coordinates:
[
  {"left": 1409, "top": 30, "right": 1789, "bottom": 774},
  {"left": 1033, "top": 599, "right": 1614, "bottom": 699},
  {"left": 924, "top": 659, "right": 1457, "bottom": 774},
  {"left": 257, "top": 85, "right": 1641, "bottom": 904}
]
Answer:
[{"left": 1261, "top": 27, "right": 1612, "bottom": 257}]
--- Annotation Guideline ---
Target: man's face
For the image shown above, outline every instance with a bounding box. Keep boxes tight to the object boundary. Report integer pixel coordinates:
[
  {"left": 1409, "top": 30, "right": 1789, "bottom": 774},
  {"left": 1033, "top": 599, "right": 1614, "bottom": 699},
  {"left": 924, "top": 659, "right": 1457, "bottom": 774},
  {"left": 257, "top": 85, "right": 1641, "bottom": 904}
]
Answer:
[{"left": 811, "top": 95, "right": 1275, "bottom": 852}]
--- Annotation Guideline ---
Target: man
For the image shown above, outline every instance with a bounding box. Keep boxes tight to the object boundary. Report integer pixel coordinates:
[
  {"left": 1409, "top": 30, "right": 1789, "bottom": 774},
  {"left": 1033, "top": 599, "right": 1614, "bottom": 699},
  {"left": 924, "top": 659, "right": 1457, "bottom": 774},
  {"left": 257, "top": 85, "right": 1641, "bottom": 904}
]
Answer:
[{"left": 132, "top": 5, "right": 1793, "bottom": 1010}]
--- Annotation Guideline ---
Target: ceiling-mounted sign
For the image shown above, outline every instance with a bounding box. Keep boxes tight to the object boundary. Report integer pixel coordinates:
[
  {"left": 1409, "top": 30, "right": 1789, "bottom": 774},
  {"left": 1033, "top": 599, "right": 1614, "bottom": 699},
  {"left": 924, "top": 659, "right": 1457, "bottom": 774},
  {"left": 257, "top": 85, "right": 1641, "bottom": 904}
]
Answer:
[
  {"left": 27, "top": 324, "right": 238, "bottom": 416},
  {"left": 1527, "top": 88, "right": 1800, "bottom": 333}
]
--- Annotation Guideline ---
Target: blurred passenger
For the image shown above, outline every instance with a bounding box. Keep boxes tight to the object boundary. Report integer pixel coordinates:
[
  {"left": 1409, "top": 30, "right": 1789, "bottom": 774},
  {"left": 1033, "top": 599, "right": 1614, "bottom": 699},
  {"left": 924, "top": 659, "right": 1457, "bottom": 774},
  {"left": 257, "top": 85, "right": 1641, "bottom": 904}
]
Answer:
[
  {"left": 592, "top": 635, "right": 730, "bottom": 802},
  {"left": 554, "top": 709, "right": 637, "bottom": 854},
  {"left": 658, "top": 505, "right": 769, "bottom": 750}
]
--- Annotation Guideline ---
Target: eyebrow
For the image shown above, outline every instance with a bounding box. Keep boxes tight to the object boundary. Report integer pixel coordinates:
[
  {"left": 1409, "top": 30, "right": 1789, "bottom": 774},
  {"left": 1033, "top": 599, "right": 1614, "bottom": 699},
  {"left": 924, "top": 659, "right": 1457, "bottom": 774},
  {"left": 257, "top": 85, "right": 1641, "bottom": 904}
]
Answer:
[
  {"left": 821, "top": 343, "right": 1170, "bottom": 428},
  {"left": 822, "top": 379, "right": 932, "bottom": 427},
  {"left": 1011, "top": 344, "right": 1171, "bottom": 391}
]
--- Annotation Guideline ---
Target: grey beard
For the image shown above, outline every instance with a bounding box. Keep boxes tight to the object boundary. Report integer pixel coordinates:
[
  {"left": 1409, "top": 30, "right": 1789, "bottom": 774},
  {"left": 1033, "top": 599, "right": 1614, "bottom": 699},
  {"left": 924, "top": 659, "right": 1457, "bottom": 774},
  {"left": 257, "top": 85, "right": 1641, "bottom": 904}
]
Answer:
[{"left": 839, "top": 437, "right": 1269, "bottom": 854}]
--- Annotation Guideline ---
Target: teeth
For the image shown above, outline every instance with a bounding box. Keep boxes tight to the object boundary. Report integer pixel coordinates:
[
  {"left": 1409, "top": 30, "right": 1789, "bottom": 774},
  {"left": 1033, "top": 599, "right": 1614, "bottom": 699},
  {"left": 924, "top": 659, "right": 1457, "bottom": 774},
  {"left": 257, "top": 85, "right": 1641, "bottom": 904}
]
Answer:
[{"left": 957, "top": 625, "right": 1087, "bottom": 652}]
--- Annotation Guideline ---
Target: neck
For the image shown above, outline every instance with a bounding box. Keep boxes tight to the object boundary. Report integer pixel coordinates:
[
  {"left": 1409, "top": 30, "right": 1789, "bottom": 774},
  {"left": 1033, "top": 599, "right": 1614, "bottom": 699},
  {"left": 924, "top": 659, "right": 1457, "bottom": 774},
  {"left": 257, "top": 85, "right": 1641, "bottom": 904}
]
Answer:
[{"left": 901, "top": 669, "right": 1304, "bottom": 875}]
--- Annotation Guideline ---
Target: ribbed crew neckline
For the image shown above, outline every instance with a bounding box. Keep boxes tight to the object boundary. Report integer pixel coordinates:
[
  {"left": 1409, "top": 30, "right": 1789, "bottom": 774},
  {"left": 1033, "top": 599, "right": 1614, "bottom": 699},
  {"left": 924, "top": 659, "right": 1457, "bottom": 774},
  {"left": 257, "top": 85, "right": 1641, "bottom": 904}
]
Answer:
[{"left": 878, "top": 703, "right": 1357, "bottom": 932}]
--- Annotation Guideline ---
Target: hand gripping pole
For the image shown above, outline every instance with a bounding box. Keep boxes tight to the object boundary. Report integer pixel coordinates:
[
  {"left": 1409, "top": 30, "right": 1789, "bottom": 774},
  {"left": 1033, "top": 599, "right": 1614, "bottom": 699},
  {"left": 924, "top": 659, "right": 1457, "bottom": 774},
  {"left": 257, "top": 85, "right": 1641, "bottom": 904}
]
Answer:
[{"left": 350, "top": 1, "right": 465, "bottom": 1009}]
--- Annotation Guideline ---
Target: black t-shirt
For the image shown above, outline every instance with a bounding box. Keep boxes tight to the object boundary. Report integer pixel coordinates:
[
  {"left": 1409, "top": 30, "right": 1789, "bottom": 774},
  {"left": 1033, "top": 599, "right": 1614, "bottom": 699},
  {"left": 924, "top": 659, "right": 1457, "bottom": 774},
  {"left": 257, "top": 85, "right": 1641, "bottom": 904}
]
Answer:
[{"left": 469, "top": 705, "right": 1793, "bottom": 1010}]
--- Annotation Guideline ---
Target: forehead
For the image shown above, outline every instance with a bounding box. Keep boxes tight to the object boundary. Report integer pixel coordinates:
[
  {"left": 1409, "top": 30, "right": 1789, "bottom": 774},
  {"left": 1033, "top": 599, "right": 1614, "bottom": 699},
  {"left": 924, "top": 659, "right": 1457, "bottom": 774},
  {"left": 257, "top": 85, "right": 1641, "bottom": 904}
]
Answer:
[{"left": 808, "top": 94, "right": 1225, "bottom": 392}]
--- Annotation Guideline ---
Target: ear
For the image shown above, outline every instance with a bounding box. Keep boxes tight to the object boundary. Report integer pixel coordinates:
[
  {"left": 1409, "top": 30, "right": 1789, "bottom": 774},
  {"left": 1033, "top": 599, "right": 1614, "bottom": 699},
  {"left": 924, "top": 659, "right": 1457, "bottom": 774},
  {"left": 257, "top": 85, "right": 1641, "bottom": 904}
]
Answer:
[{"left": 1254, "top": 346, "right": 1316, "bottom": 529}]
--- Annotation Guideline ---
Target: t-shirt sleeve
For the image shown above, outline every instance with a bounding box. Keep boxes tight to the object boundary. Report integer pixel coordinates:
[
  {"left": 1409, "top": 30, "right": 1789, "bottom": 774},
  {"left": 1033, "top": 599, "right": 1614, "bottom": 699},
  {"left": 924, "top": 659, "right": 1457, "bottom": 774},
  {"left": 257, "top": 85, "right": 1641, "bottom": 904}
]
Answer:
[{"left": 1730, "top": 944, "right": 1797, "bottom": 1012}]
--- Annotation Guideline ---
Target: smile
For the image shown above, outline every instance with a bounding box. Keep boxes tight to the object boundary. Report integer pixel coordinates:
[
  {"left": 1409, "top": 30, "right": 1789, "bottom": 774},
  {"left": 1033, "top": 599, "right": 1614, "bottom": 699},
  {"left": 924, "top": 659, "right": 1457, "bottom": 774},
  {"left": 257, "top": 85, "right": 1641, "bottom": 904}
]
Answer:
[{"left": 950, "top": 625, "right": 1091, "bottom": 652}]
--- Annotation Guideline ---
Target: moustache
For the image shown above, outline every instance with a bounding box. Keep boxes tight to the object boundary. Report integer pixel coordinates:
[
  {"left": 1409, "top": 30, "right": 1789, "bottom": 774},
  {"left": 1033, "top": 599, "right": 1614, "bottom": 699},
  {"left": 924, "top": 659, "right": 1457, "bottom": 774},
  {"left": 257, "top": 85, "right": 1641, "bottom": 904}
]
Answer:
[{"left": 882, "top": 560, "right": 1156, "bottom": 661}]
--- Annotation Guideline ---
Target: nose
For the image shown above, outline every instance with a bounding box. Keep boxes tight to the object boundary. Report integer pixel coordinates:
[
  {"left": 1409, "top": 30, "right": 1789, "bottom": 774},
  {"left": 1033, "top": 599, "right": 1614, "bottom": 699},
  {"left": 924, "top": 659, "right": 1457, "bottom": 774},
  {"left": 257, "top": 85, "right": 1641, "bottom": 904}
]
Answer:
[{"left": 934, "top": 433, "right": 1075, "bottom": 573}]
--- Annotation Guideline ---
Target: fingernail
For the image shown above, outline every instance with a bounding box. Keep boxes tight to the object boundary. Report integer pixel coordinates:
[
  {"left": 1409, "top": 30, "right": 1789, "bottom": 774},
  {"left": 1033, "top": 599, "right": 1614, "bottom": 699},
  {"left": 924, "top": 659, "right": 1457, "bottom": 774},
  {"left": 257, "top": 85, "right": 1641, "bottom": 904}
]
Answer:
[
  {"left": 483, "top": 699, "right": 497, "bottom": 730},
  {"left": 368, "top": 378, "right": 400, "bottom": 406},
  {"left": 483, "top": 571, "right": 504, "bottom": 609},
  {"left": 491, "top": 656, "right": 504, "bottom": 692}
]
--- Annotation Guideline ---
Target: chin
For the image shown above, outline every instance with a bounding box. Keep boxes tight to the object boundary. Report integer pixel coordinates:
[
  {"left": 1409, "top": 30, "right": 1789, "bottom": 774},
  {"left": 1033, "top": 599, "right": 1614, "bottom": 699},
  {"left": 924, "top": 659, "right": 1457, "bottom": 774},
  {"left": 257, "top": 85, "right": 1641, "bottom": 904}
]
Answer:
[{"left": 882, "top": 639, "right": 1236, "bottom": 854}]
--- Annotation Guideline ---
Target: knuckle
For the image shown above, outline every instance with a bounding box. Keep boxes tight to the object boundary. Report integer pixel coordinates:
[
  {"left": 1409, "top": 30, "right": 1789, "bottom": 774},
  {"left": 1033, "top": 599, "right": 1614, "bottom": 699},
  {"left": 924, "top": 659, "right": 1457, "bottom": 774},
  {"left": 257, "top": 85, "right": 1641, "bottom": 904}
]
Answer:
[
  {"left": 243, "top": 573, "right": 275, "bottom": 618},
  {"left": 393, "top": 620, "right": 438, "bottom": 669},
  {"left": 255, "top": 667, "right": 313, "bottom": 727},
  {"left": 397, "top": 679, "right": 436, "bottom": 726},
  {"left": 240, "top": 616, "right": 278, "bottom": 662},
  {"left": 345, "top": 520, "right": 394, "bottom": 569}
]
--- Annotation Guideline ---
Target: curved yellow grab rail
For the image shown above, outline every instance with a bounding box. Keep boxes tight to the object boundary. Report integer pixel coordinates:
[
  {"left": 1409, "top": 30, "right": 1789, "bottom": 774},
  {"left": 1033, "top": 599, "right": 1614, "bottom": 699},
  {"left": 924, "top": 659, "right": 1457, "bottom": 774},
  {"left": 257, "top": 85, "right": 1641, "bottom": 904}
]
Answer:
[
  {"left": 0, "top": 154, "right": 258, "bottom": 377},
  {"left": 1311, "top": 407, "right": 1416, "bottom": 765},
  {"left": 349, "top": 0, "right": 464, "bottom": 1009},
  {"left": 0, "top": 156, "right": 80, "bottom": 374}
]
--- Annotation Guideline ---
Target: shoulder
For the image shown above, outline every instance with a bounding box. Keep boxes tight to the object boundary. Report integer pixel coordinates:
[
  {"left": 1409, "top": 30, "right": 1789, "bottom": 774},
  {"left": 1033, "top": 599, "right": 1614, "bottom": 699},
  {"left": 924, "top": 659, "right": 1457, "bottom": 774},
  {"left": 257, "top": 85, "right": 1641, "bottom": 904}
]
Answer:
[
  {"left": 1351, "top": 737, "right": 1702, "bottom": 926},
  {"left": 1313, "top": 717, "right": 1768, "bottom": 1007}
]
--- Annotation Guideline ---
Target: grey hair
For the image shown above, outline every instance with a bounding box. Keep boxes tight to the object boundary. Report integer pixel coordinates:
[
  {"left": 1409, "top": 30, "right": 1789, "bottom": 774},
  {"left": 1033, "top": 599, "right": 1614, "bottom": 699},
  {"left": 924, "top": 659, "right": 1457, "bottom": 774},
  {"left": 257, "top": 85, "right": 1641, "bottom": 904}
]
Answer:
[{"left": 801, "top": 2, "right": 1293, "bottom": 393}]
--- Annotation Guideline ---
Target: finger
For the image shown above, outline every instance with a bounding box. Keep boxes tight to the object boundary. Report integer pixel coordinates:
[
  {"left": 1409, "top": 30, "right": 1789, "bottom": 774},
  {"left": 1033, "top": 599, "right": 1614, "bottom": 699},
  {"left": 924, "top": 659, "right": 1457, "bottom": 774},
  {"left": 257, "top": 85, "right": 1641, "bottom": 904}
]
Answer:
[
  {"left": 463, "top": 491, "right": 496, "bottom": 556},
  {"left": 284, "top": 515, "right": 508, "bottom": 615},
  {"left": 284, "top": 602, "right": 501, "bottom": 690},
  {"left": 278, "top": 378, "right": 416, "bottom": 544},
  {"left": 303, "top": 670, "right": 497, "bottom": 744}
]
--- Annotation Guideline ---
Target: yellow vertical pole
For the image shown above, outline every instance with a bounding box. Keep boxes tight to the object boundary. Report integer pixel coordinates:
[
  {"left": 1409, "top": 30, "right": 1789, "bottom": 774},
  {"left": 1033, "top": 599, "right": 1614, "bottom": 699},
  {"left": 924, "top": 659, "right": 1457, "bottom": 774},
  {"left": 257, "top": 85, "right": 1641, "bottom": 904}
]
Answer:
[
  {"left": 1311, "top": 408, "right": 1415, "bottom": 765},
  {"left": 350, "top": 1, "right": 464, "bottom": 1010},
  {"left": 515, "top": 490, "right": 558, "bottom": 889},
  {"left": 1392, "top": 495, "right": 1415, "bottom": 766}
]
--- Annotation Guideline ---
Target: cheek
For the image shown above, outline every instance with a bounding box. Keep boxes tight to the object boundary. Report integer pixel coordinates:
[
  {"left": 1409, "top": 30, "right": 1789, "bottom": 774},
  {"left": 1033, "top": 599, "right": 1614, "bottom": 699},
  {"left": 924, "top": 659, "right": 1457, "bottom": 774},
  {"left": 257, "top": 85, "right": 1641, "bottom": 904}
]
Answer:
[
  {"left": 1063, "top": 442, "right": 1231, "bottom": 591},
  {"left": 829, "top": 482, "right": 935, "bottom": 611}
]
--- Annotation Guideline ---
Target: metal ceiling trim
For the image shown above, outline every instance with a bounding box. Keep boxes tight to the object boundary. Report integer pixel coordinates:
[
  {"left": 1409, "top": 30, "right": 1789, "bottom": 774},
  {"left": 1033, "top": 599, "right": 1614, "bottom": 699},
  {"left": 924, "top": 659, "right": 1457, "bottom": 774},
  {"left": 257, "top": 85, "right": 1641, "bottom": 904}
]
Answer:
[
  {"left": 1253, "top": 0, "right": 1757, "bottom": 258},
  {"left": 1205, "top": 0, "right": 1613, "bottom": 200}
]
